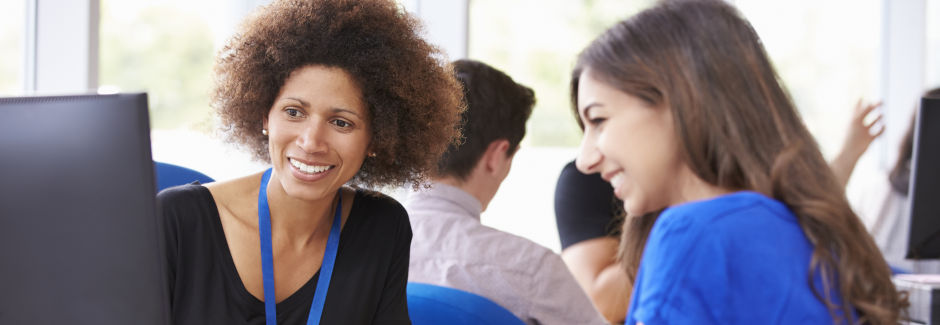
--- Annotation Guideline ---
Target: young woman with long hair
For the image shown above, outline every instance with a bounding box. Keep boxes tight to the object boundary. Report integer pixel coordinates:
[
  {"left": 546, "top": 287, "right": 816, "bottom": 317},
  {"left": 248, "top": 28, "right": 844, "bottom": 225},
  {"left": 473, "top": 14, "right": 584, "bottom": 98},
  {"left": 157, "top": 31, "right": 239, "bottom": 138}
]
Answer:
[{"left": 572, "top": 0, "right": 907, "bottom": 323}]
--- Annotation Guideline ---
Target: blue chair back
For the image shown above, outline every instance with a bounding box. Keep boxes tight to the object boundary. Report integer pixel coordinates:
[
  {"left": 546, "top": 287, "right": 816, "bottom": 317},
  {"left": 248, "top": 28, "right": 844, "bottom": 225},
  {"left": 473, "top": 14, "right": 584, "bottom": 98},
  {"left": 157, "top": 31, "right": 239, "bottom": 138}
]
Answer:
[
  {"left": 890, "top": 265, "right": 912, "bottom": 275},
  {"left": 154, "top": 161, "right": 214, "bottom": 191},
  {"left": 407, "top": 282, "right": 525, "bottom": 325}
]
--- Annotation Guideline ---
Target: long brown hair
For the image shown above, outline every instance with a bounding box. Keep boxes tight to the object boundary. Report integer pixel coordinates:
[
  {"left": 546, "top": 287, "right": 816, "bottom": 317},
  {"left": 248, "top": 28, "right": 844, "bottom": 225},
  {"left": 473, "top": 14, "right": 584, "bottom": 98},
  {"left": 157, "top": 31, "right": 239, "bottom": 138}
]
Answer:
[{"left": 572, "top": 0, "right": 906, "bottom": 323}]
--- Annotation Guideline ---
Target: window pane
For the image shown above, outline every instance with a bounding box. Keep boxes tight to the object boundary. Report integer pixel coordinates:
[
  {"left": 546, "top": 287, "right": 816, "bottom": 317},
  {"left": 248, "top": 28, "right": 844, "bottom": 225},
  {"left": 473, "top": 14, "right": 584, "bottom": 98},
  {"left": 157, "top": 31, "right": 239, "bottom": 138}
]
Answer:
[
  {"left": 100, "top": 0, "right": 270, "bottom": 180},
  {"left": 736, "top": 0, "right": 882, "bottom": 159},
  {"left": 100, "top": 0, "right": 216, "bottom": 130},
  {"left": 928, "top": 0, "right": 940, "bottom": 88},
  {"left": 0, "top": 0, "right": 24, "bottom": 96},
  {"left": 469, "top": 0, "right": 652, "bottom": 148}
]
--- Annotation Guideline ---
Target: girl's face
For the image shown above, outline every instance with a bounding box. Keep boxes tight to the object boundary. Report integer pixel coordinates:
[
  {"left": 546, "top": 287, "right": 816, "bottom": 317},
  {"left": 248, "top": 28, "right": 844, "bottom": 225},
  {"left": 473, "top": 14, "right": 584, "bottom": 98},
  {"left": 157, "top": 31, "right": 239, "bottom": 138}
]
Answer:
[
  {"left": 264, "top": 65, "right": 371, "bottom": 202},
  {"left": 575, "top": 68, "right": 684, "bottom": 216}
]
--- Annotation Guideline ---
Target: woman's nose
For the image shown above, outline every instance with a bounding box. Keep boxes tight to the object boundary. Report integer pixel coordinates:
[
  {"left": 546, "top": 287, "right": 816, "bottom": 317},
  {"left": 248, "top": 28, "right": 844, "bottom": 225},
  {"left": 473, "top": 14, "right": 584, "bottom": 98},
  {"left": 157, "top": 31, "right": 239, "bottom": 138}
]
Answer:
[
  {"left": 296, "top": 122, "right": 328, "bottom": 154},
  {"left": 575, "top": 134, "right": 602, "bottom": 175}
]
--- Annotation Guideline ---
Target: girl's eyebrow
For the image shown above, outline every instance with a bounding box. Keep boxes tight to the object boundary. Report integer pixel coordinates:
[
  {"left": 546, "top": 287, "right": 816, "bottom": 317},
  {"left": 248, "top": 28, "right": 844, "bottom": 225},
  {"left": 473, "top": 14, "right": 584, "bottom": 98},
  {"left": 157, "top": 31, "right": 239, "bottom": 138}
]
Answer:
[{"left": 581, "top": 102, "right": 602, "bottom": 118}]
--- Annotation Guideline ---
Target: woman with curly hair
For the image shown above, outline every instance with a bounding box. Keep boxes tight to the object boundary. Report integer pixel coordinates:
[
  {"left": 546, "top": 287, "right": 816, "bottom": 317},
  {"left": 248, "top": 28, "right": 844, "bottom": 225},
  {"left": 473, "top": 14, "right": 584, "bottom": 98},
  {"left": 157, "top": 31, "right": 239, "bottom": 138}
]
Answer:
[
  {"left": 572, "top": 0, "right": 906, "bottom": 324},
  {"left": 156, "top": 0, "right": 462, "bottom": 324}
]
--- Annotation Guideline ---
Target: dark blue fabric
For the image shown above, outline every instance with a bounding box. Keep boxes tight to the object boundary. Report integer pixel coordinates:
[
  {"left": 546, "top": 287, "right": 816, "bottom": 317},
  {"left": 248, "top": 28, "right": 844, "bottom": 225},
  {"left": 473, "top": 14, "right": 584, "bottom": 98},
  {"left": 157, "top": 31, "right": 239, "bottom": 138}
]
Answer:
[
  {"left": 407, "top": 283, "right": 524, "bottom": 325},
  {"left": 554, "top": 161, "right": 621, "bottom": 250},
  {"left": 626, "top": 191, "right": 853, "bottom": 324}
]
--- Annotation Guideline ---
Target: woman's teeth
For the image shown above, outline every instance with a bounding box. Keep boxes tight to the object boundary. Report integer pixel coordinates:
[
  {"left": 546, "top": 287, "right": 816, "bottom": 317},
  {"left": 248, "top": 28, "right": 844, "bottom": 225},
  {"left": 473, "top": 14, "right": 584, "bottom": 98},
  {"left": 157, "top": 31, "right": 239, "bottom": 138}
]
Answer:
[
  {"left": 610, "top": 173, "right": 624, "bottom": 189},
  {"left": 290, "top": 158, "right": 333, "bottom": 174}
]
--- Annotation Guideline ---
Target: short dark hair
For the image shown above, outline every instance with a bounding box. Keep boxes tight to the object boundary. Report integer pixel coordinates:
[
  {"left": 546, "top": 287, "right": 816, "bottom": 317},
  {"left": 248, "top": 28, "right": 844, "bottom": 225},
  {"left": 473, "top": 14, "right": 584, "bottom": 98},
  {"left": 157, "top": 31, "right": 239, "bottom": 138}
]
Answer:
[
  {"left": 436, "top": 59, "right": 535, "bottom": 180},
  {"left": 211, "top": 0, "right": 463, "bottom": 188}
]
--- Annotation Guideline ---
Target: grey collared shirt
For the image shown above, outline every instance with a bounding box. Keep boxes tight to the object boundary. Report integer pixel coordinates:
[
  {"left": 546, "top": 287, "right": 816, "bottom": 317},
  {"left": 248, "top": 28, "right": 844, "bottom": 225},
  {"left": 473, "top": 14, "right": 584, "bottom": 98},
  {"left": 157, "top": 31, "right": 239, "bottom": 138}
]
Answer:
[{"left": 406, "top": 182, "right": 607, "bottom": 325}]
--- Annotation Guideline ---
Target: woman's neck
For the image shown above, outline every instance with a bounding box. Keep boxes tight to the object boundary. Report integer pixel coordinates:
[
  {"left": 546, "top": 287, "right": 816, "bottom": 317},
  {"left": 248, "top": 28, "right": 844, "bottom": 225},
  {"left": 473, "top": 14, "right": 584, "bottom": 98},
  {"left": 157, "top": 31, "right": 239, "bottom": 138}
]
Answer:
[
  {"left": 672, "top": 165, "right": 732, "bottom": 206},
  {"left": 262, "top": 177, "right": 338, "bottom": 249}
]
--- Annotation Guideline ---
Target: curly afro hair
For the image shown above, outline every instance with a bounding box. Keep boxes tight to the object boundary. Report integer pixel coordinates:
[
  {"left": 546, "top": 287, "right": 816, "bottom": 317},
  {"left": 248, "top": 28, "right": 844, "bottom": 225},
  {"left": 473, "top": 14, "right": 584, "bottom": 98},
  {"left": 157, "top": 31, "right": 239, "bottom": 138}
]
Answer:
[{"left": 211, "top": 0, "right": 464, "bottom": 188}]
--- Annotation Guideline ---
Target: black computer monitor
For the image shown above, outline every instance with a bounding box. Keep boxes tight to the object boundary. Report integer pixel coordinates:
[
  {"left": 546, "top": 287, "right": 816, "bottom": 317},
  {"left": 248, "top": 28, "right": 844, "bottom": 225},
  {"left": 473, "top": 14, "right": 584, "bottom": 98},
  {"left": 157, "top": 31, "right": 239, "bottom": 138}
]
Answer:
[
  {"left": 0, "top": 93, "right": 169, "bottom": 324},
  {"left": 906, "top": 96, "right": 940, "bottom": 259}
]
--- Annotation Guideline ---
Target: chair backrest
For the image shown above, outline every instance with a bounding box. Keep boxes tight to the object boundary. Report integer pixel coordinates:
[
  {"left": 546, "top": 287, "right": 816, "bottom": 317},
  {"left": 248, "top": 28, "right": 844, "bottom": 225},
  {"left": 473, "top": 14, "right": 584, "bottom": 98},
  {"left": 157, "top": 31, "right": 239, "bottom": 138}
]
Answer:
[
  {"left": 154, "top": 161, "right": 214, "bottom": 191},
  {"left": 890, "top": 265, "right": 911, "bottom": 275},
  {"left": 407, "top": 282, "right": 525, "bottom": 325}
]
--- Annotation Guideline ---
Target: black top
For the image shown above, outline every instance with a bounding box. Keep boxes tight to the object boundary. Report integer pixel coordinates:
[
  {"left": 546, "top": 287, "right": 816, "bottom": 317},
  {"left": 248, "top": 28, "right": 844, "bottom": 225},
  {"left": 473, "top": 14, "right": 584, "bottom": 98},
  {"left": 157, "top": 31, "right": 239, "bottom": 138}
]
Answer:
[
  {"left": 554, "top": 161, "right": 623, "bottom": 250},
  {"left": 157, "top": 184, "right": 412, "bottom": 325}
]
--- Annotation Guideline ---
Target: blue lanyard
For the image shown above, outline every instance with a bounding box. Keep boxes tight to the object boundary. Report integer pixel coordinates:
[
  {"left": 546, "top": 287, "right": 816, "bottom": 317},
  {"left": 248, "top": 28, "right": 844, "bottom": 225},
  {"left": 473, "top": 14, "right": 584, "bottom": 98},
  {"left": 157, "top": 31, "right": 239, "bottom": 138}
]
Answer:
[{"left": 258, "top": 168, "right": 342, "bottom": 325}]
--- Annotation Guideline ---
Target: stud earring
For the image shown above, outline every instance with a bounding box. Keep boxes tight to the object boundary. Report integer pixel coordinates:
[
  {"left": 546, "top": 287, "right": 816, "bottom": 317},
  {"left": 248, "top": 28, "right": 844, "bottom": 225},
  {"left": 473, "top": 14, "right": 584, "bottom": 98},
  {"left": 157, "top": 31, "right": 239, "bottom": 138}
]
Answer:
[
  {"left": 368, "top": 152, "right": 377, "bottom": 158},
  {"left": 262, "top": 129, "right": 268, "bottom": 136}
]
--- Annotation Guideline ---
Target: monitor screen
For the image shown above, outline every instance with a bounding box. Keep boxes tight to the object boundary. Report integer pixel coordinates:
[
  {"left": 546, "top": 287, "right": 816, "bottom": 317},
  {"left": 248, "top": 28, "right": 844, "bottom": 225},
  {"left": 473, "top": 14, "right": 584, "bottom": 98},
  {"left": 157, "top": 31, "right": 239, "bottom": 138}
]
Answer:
[
  {"left": 0, "top": 93, "right": 169, "bottom": 324},
  {"left": 906, "top": 96, "right": 940, "bottom": 259}
]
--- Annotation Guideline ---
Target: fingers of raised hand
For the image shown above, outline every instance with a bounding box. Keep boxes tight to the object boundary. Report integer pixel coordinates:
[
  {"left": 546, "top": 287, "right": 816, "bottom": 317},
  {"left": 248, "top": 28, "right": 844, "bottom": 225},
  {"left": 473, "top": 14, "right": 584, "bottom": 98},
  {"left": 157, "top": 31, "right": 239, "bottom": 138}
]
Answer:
[
  {"left": 855, "top": 99, "right": 882, "bottom": 117},
  {"left": 864, "top": 111, "right": 885, "bottom": 138}
]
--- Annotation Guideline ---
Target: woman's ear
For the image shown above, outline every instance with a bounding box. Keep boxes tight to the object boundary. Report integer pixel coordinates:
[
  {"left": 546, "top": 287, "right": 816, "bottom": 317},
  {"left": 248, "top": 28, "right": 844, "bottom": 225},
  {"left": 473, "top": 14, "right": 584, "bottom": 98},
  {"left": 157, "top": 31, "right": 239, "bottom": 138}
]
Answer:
[{"left": 365, "top": 140, "right": 376, "bottom": 158}]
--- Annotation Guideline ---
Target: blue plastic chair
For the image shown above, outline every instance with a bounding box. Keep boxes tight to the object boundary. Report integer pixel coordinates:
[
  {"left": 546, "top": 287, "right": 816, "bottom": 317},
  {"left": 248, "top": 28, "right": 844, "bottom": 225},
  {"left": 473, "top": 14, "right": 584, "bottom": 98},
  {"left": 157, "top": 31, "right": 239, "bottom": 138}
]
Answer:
[
  {"left": 407, "top": 282, "right": 525, "bottom": 325},
  {"left": 890, "top": 265, "right": 912, "bottom": 275},
  {"left": 154, "top": 161, "right": 214, "bottom": 191}
]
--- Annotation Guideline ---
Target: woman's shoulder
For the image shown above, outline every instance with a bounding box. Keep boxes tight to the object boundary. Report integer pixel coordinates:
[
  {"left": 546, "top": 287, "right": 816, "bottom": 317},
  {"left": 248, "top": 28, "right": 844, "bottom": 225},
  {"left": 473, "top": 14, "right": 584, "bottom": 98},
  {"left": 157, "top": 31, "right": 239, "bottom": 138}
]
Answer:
[
  {"left": 157, "top": 172, "right": 259, "bottom": 224},
  {"left": 640, "top": 193, "right": 807, "bottom": 273},
  {"left": 156, "top": 183, "right": 218, "bottom": 239},
  {"left": 157, "top": 183, "right": 213, "bottom": 210},
  {"left": 647, "top": 191, "right": 799, "bottom": 257},
  {"left": 352, "top": 188, "right": 407, "bottom": 217},
  {"left": 348, "top": 188, "right": 410, "bottom": 235},
  {"left": 661, "top": 191, "right": 790, "bottom": 226},
  {"left": 202, "top": 172, "right": 264, "bottom": 217},
  {"left": 202, "top": 172, "right": 261, "bottom": 202}
]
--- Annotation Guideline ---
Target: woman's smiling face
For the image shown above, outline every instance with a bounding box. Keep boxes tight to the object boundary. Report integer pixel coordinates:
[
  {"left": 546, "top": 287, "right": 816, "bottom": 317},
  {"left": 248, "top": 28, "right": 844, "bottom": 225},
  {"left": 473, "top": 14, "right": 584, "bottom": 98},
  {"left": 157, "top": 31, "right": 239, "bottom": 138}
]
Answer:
[
  {"left": 575, "top": 68, "right": 684, "bottom": 216},
  {"left": 264, "top": 64, "right": 371, "bottom": 202}
]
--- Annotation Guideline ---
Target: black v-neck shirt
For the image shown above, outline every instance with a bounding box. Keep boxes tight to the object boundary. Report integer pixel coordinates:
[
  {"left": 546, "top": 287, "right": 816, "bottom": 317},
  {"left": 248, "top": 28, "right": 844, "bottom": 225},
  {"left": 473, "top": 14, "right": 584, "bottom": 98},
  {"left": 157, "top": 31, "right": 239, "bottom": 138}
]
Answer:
[{"left": 157, "top": 184, "right": 412, "bottom": 325}]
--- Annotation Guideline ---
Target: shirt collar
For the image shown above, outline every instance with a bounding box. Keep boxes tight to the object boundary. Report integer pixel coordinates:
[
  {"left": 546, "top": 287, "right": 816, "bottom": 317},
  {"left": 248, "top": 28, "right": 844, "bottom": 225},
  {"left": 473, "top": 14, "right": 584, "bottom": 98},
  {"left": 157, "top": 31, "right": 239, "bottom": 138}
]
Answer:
[{"left": 407, "top": 182, "right": 483, "bottom": 221}]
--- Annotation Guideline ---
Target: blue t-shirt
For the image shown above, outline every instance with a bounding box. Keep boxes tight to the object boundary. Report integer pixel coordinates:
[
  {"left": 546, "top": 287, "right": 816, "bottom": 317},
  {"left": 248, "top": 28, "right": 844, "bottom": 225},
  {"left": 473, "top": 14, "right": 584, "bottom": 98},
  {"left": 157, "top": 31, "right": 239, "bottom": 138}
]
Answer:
[{"left": 626, "top": 191, "right": 851, "bottom": 324}]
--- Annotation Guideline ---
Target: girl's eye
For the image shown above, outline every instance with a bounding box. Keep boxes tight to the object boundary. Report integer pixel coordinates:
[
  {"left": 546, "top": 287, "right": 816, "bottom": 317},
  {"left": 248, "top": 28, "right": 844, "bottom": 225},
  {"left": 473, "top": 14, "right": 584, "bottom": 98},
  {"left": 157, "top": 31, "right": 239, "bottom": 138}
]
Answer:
[{"left": 587, "top": 117, "right": 606, "bottom": 126}]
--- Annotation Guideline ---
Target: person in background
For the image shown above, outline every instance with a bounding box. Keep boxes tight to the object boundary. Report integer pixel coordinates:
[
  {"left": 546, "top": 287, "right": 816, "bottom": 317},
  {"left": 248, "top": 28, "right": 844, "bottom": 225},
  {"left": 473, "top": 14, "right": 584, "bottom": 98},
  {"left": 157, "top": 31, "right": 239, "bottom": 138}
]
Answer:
[
  {"left": 829, "top": 99, "right": 885, "bottom": 189},
  {"left": 572, "top": 0, "right": 907, "bottom": 323},
  {"left": 407, "top": 59, "right": 606, "bottom": 325},
  {"left": 555, "top": 161, "right": 629, "bottom": 323},
  {"left": 556, "top": 159, "right": 670, "bottom": 324},
  {"left": 834, "top": 88, "right": 940, "bottom": 273},
  {"left": 156, "top": 0, "right": 463, "bottom": 323}
]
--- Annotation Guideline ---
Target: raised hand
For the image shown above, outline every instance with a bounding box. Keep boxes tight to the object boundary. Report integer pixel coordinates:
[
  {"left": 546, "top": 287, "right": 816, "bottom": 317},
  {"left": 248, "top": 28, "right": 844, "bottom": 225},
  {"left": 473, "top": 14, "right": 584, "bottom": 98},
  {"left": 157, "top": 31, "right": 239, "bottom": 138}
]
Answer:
[{"left": 830, "top": 99, "right": 885, "bottom": 188}]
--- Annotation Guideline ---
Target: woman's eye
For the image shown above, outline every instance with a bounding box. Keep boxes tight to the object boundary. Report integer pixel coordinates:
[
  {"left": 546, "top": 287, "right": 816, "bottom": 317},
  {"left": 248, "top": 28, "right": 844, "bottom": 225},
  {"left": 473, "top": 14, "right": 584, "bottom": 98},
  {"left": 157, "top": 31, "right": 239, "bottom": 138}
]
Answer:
[
  {"left": 285, "top": 108, "right": 304, "bottom": 118},
  {"left": 331, "top": 119, "right": 352, "bottom": 128},
  {"left": 587, "top": 117, "right": 606, "bottom": 126}
]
